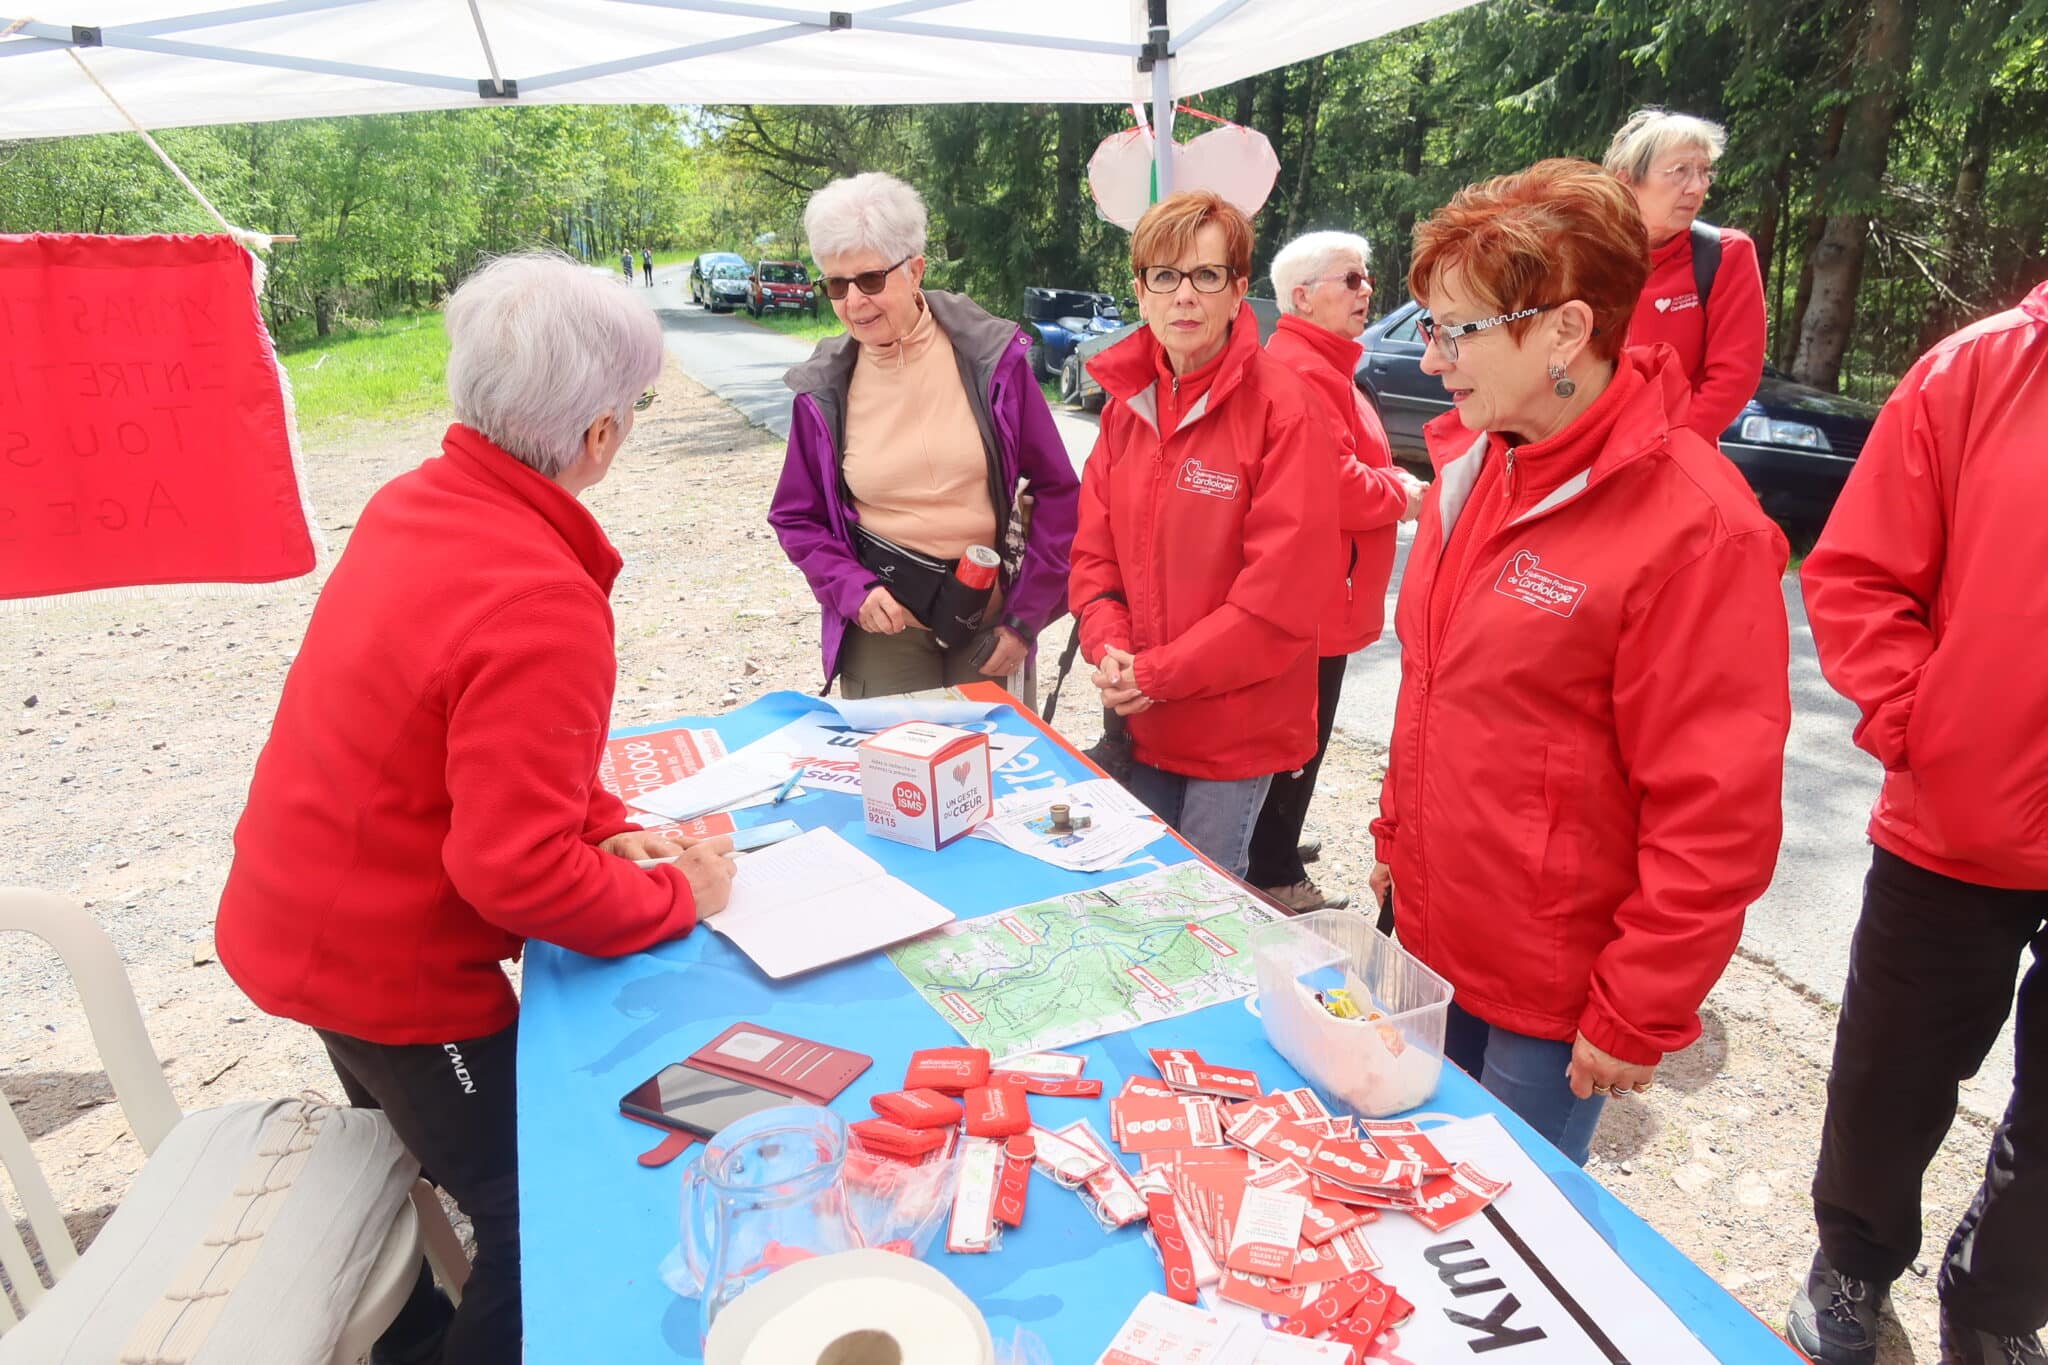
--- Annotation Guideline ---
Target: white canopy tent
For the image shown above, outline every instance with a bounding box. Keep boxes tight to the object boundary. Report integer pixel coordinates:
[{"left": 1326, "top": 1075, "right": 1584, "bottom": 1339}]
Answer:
[{"left": 2, "top": 1, "right": 1482, "bottom": 194}]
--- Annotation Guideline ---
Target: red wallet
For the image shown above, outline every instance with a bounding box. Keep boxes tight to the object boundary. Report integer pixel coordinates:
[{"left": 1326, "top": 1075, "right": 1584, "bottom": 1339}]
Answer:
[{"left": 686, "top": 1022, "right": 872, "bottom": 1105}]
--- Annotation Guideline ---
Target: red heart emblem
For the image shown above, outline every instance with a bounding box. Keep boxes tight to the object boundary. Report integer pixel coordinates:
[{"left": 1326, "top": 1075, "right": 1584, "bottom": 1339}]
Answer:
[{"left": 951, "top": 760, "right": 972, "bottom": 785}]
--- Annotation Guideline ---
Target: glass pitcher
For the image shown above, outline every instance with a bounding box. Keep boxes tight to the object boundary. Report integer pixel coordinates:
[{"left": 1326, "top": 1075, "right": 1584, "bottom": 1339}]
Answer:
[{"left": 680, "top": 1104, "right": 865, "bottom": 1342}]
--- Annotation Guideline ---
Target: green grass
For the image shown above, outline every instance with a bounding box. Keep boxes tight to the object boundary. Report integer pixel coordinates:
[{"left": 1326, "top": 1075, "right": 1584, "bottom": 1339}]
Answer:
[
  {"left": 738, "top": 309, "right": 844, "bottom": 345},
  {"left": 279, "top": 309, "right": 449, "bottom": 430}
]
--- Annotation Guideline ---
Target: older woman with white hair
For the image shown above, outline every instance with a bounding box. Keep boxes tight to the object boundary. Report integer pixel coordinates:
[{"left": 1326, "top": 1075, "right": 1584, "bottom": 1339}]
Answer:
[
  {"left": 1605, "top": 107, "right": 1767, "bottom": 440},
  {"left": 1247, "top": 230, "right": 1427, "bottom": 913},
  {"left": 215, "top": 251, "right": 736, "bottom": 1365},
  {"left": 772, "top": 172, "right": 1079, "bottom": 697}
]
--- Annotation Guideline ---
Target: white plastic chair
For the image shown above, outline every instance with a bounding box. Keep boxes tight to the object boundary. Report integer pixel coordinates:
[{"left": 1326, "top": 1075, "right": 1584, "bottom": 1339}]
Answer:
[{"left": 0, "top": 887, "right": 470, "bottom": 1363}]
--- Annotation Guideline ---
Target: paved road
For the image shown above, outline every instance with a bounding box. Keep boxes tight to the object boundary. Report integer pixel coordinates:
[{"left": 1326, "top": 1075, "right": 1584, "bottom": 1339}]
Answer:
[
  {"left": 649, "top": 270, "right": 1100, "bottom": 468},
  {"left": 647, "top": 269, "right": 2018, "bottom": 1120}
]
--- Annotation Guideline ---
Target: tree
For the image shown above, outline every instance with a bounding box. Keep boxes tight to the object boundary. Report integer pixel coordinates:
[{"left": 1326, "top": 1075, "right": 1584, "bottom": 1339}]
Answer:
[{"left": 1792, "top": 0, "right": 1920, "bottom": 389}]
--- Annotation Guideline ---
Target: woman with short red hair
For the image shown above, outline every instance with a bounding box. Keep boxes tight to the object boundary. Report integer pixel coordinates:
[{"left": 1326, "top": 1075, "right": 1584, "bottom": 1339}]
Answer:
[
  {"left": 1069, "top": 190, "right": 1336, "bottom": 877},
  {"left": 1367, "top": 159, "right": 1791, "bottom": 1161}
]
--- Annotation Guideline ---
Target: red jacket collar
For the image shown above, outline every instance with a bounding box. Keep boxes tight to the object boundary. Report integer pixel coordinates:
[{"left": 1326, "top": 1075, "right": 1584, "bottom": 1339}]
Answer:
[
  {"left": 1089, "top": 305, "right": 1264, "bottom": 425},
  {"left": 1271, "top": 313, "right": 1365, "bottom": 377},
  {"left": 438, "top": 424, "right": 624, "bottom": 594},
  {"left": 2023, "top": 280, "right": 2048, "bottom": 324}
]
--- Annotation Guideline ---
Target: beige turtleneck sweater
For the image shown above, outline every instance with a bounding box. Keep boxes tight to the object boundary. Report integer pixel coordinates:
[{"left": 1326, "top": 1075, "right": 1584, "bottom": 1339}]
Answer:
[{"left": 842, "top": 301, "right": 997, "bottom": 560}]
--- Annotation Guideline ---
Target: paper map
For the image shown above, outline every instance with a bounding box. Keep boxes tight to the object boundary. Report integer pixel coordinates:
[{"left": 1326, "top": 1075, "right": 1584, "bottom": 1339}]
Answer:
[{"left": 888, "top": 862, "right": 1281, "bottom": 1059}]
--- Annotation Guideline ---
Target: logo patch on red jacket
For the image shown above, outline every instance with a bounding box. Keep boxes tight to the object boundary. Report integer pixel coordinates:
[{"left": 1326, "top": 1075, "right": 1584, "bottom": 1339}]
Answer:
[
  {"left": 1652, "top": 292, "right": 1700, "bottom": 314},
  {"left": 1175, "top": 457, "right": 1242, "bottom": 501},
  {"left": 1494, "top": 550, "right": 1587, "bottom": 618}
]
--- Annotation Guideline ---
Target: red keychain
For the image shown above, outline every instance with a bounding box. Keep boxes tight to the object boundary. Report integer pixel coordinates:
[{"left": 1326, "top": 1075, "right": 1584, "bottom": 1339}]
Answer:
[
  {"left": 850, "top": 1118, "right": 949, "bottom": 1159},
  {"left": 963, "top": 1082, "right": 1032, "bottom": 1138},
  {"left": 994, "top": 1134, "right": 1034, "bottom": 1227},
  {"left": 904, "top": 1046, "right": 991, "bottom": 1093},
  {"left": 869, "top": 1088, "right": 968, "bottom": 1129}
]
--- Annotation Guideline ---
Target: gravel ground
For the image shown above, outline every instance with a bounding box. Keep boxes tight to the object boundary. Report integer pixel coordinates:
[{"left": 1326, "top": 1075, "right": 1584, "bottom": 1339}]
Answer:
[{"left": 1, "top": 357, "right": 2003, "bottom": 1359}]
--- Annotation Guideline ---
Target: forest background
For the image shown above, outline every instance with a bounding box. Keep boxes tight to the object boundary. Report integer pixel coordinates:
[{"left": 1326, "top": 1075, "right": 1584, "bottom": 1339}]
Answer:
[{"left": 3, "top": 0, "right": 2042, "bottom": 401}]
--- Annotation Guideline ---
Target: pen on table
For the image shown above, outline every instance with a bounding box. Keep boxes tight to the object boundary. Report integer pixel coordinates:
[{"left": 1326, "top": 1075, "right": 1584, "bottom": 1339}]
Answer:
[{"left": 769, "top": 769, "right": 803, "bottom": 805}]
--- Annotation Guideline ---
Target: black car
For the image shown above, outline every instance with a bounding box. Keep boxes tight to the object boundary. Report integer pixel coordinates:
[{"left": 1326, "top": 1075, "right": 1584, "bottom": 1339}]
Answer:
[
  {"left": 688, "top": 252, "right": 748, "bottom": 309},
  {"left": 1061, "top": 298, "right": 1286, "bottom": 412},
  {"left": 1356, "top": 299, "right": 1879, "bottom": 526}
]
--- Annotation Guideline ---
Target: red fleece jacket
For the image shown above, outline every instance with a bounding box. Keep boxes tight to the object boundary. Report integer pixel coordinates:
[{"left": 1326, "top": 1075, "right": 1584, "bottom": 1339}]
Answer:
[
  {"left": 217, "top": 425, "right": 698, "bottom": 1044},
  {"left": 1626, "top": 225, "right": 1767, "bottom": 440}
]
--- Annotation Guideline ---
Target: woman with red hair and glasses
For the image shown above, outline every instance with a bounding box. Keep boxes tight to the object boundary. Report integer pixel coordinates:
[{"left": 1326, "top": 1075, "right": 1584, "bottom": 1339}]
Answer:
[
  {"left": 1367, "top": 159, "right": 1791, "bottom": 1162},
  {"left": 1069, "top": 190, "right": 1337, "bottom": 878}
]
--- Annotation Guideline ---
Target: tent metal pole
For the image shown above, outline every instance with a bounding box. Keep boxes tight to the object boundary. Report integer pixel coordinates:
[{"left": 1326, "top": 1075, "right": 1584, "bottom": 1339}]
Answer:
[
  {"left": 1170, "top": 0, "right": 1252, "bottom": 53},
  {"left": 74, "top": 29, "right": 484, "bottom": 91},
  {"left": 465, "top": 0, "right": 507, "bottom": 95},
  {"left": 1147, "top": 0, "right": 1172, "bottom": 198},
  {"left": 519, "top": 23, "right": 816, "bottom": 91}
]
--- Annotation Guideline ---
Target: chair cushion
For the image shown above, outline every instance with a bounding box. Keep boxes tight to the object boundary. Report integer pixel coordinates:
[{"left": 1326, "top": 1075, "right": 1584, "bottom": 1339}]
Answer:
[{"left": 0, "top": 1098, "right": 418, "bottom": 1365}]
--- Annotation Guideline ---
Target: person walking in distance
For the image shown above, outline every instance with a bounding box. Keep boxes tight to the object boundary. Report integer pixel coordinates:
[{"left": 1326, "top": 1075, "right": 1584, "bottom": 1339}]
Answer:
[
  {"left": 1786, "top": 279, "right": 2048, "bottom": 1365},
  {"left": 642, "top": 246, "right": 654, "bottom": 288}
]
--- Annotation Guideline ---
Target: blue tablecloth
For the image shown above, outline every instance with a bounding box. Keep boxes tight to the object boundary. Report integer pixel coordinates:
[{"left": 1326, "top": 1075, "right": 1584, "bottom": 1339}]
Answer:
[{"left": 518, "top": 689, "right": 1796, "bottom": 1362}]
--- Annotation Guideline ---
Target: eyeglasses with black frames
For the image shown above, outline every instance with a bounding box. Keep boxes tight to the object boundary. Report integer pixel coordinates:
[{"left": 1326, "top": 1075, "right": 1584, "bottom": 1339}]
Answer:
[{"left": 1139, "top": 264, "right": 1237, "bottom": 295}]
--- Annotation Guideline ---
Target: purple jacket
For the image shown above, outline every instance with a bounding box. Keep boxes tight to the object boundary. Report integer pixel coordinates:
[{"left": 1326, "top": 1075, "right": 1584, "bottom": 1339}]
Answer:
[{"left": 769, "top": 290, "right": 1081, "bottom": 687}]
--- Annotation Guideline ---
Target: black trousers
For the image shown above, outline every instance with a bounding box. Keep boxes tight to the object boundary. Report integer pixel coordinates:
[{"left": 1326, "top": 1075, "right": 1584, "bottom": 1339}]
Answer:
[
  {"left": 320, "top": 1021, "right": 522, "bottom": 1365},
  {"left": 1812, "top": 846, "right": 2048, "bottom": 1335},
  {"left": 1246, "top": 653, "right": 1349, "bottom": 888}
]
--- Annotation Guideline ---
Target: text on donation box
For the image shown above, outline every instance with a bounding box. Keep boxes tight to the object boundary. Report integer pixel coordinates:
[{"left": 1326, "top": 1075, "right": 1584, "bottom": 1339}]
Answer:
[{"left": 860, "top": 722, "right": 991, "bottom": 851}]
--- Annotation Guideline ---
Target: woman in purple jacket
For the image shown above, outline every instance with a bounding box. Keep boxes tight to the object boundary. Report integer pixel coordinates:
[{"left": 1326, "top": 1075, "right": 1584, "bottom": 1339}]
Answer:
[{"left": 770, "top": 173, "right": 1080, "bottom": 696}]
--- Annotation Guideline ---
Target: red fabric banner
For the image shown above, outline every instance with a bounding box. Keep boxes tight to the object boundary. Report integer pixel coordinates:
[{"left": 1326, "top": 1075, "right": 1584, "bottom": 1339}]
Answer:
[{"left": 1, "top": 233, "right": 316, "bottom": 600}]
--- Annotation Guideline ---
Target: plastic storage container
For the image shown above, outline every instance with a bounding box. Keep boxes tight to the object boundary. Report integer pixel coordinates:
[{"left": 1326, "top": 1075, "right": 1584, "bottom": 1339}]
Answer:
[{"left": 1252, "top": 910, "right": 1454, "bottom": 1118}]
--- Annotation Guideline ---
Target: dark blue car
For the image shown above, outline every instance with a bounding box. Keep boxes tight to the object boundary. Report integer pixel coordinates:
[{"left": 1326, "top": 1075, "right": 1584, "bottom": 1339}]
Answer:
[
  {"left": 1024, "top": 287, "right": 1126, "bottom": 383},
  {"left": 1356, "top": 299, "right": 1879, "bottom": 526}
]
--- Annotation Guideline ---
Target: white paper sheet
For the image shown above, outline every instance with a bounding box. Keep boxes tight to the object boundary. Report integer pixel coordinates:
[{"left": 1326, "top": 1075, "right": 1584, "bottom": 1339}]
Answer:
[
  {"left": 706, "top": 827, "right": 955, "bottom": 979},
  {"left": 624, "top": 748, "right": 790, "bottom": 822},
  {"left": 825, "top": 696, "right": 1003, "bottom": 729},
  {"left": 970, "top": 778, "right": 1169, "bottom": 872}
]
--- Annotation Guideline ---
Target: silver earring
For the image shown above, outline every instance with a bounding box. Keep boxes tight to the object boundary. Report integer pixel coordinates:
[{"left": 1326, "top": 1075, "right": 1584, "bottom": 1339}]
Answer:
[{"left": 1549, "top": 363, "right": 1576, "bottom": 398}]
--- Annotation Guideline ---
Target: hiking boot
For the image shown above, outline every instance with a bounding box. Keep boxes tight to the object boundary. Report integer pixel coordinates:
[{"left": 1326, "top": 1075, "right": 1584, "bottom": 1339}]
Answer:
[
  {"left": 1939, "top": 1314, "right": 2047, "bottom": 1365},
  {"left": 1786, "top": 1250, "right": 1888, "bottom": 1365},
  {"left": 1260, "top": 879, "right": 1338, "bottom": 914},
  {"left": 1298, "top": 839, "right": 1323, "bottom": 864}
]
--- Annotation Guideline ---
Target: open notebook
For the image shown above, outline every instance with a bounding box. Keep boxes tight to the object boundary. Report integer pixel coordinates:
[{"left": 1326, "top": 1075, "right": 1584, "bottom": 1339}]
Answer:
[{"left": 706, "top": 827, "right": 955, "bottom": 979}]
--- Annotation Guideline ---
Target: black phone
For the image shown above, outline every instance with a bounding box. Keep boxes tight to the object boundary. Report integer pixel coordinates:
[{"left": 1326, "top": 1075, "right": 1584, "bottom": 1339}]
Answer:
[{"left": 619, "top": 1062, "right": 790, "bottom": 1139}]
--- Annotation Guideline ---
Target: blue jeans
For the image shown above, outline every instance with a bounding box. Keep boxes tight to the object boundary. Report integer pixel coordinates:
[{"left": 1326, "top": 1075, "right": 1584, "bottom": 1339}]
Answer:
[
  {"left": 1124, "top": 761, "right": 1273, "bottom": 881},
  {"left": 1444, "top": 1002, "right": 1606, "bottom": 1166}
]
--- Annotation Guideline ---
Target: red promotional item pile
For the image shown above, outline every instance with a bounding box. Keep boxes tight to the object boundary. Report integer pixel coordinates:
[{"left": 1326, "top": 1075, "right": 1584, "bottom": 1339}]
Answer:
[
  {"left": 860, "top": 1043, "right": 1511, "bottom": 1360},
  {"left": 1105, "top": 1047, "right": 1511, "bottom": 1358},
  {"left": 858, "top": 1047, "right": 1143, "bottom": 1256}
]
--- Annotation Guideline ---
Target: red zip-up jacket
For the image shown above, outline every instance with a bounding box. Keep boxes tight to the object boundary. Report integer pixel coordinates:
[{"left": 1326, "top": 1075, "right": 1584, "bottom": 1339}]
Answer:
[
  {"left": 217, "top": 426, "right": 699, "bottom": 1045},
  {"left": 1370, "top": 350, "right": 1790, "bottom": 1065},
  {"left": 1265, "top": 314, "right": 1409, "bottom": 655},
  {"left": 1627, "top": 224, "right": 1766, "bottom": 441},
  {"left": 1070, "top": 309, "right": 1339, "bottom": 781},
  {"left": 1800, "top": 281, "right": 2048, "bottom": 890}
]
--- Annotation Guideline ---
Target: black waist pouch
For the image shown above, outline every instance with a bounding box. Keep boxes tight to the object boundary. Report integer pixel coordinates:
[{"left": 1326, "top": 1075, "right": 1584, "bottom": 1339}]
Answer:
[{"left": 852, "top": 525, "right": 951, "bottom": 628}]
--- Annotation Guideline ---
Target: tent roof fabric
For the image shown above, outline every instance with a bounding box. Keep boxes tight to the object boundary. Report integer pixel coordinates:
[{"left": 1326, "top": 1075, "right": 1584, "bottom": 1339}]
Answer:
[{"left": 0, "top": 0, "right": 1479, "bottom": 139}]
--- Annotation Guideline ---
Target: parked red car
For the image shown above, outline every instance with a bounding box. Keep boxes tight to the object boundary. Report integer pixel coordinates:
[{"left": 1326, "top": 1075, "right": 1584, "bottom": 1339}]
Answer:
[{"left": 747, "top": 260, "right": 817, "bottom": 318}]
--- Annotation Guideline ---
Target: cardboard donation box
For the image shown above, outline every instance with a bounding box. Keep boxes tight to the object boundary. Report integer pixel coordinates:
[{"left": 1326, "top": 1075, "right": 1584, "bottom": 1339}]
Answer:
[{"left": 860, "top": 723, "right": 992, "bottom": 850}]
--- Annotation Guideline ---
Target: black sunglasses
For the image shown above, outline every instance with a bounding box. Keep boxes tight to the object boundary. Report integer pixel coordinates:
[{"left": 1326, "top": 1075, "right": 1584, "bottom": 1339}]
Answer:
[{"left": 820, "top": 256, "right": 912, "bottom": 300}]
